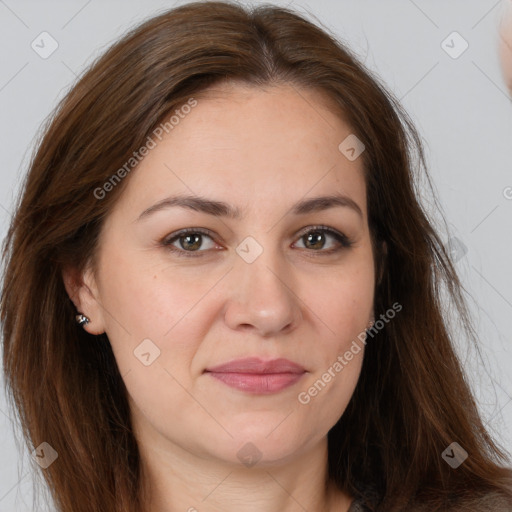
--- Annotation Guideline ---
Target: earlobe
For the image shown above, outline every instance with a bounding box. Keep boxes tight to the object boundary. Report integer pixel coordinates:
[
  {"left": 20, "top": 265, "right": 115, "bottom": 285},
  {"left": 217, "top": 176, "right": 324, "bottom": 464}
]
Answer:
[{"left": 61, "top": 265, "right": 106, "bottom": 335}]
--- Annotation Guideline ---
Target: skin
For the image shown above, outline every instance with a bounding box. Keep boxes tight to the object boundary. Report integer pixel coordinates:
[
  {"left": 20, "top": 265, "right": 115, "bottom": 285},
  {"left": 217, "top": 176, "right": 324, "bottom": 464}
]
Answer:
[
  {"left": 64, "top": 82, "right": 377, "bottom": 512},
  {"left": 500, "top": 0, "right": 512, "bottom": 93}
]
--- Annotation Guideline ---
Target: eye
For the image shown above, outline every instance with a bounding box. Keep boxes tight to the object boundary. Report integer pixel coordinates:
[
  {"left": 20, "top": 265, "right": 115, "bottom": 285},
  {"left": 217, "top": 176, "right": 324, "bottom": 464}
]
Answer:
[
  {"left": 293, "top": 225, "right": 353, "bottom": 254},
  {"left": 161, "top": 225, "right": 353, "bottom": 258},
  {"left": 162, "top": 228, "right": 218, "bottom": 257}
]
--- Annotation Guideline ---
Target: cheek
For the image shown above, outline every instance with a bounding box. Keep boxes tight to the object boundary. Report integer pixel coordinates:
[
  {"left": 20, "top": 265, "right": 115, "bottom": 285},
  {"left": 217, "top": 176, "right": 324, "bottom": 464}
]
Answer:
[
  {"left": 96, "top": 253, "right": 216, "bottom": 438},
  {"left": 297, "top": 352, "right": 363, "bottom": 434},
  {"left": 96, "top": 248, "right": 217, "bottom": 379},
  {"left": 307, "top": 258, "right": 375, "bottom": 346},
  {"left": 295, "top": 301, "right": 367, "bottom": 437},
  {"left": 100, "top": 246, "right": 217, "bottom": 331},
  {"left": 293, "top": 258, "right": 374, "bottom": 425}
]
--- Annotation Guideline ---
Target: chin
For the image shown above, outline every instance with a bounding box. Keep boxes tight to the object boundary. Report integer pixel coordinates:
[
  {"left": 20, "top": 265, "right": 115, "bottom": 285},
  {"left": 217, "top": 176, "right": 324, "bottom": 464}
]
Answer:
[{"left": 201, "top": 426, "right": 312, "bottom": 468}]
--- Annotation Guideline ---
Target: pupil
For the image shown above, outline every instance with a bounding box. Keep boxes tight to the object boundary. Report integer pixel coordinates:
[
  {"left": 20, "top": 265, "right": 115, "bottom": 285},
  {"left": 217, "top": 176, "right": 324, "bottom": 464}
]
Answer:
[
  {"left": 306, "top": 232, "right": 324, "bottom": 250},
  {"left": 182, "top": 234, "right": 201, "bottom": 251}
]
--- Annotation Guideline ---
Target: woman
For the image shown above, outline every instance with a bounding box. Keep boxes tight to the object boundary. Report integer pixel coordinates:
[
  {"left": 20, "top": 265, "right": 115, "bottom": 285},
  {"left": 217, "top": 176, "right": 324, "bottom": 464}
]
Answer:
[{"left": 1, "top": 2, "right": 512, "bottom": 511}]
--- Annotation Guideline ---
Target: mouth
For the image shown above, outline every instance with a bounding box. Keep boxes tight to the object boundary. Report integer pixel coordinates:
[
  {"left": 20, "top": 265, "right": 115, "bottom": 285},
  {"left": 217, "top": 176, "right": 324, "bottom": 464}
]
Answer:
[{"left": 204, "top": 357, "right": 307, "bottom": 394}]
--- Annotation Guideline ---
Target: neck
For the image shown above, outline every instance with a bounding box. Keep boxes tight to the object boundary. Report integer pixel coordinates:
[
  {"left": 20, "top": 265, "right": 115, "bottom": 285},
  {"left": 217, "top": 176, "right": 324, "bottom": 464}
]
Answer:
[{"left": 137, "top": 433, "right": 352, "bottom": 512}]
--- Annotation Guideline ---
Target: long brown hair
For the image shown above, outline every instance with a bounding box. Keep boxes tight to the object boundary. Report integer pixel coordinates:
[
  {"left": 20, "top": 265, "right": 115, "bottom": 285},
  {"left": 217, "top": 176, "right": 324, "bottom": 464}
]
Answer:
[{"left": 2, "top": 2, "right": 511, "bottom": 511}]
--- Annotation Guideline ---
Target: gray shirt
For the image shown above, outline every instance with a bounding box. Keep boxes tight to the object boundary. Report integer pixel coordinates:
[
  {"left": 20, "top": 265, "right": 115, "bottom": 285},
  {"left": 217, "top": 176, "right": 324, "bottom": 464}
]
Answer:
[{"left": 346, "top": 492, "right": 512, "bottom": 511}]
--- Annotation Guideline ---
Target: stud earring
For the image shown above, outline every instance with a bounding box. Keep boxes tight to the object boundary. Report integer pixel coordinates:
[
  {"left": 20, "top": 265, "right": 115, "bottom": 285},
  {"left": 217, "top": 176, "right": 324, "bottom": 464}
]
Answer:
[{"left": 75, "top": 314, "right": 90, "bottom": 327}]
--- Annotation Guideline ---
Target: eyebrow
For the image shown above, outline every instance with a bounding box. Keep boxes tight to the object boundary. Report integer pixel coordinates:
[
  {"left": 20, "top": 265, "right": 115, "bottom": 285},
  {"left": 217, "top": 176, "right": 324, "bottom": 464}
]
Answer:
[{"left": 136, "top": 193, "right": 363, "bottom": 221}]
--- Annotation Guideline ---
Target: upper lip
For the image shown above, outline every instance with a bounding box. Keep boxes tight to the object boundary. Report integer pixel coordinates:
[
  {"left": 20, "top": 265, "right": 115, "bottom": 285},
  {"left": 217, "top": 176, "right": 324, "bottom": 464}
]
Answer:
[{"left": 205, "top": 357, "right": 306, "bottom": 374}]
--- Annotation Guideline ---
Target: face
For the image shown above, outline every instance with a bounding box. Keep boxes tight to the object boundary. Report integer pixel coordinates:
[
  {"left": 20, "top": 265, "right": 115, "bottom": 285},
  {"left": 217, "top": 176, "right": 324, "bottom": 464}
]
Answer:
[{"left": 71, "top": 83, "right": 376, "bottom": 467}]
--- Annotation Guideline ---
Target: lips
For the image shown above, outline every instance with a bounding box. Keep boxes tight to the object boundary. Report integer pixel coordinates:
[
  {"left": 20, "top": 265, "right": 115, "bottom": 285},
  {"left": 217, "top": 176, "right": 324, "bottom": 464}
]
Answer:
[
  {"left": 204, "top": 357, "right": 306, "bottom": 394},
  {"left": 206, "top": 357, "right": 305, "bottom": 374}
]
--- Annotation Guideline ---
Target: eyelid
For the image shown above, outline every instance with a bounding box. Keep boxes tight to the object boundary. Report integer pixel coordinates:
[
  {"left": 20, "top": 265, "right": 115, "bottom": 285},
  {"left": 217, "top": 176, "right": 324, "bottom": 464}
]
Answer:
[
  {"left": 161, "top": 225, "right": 353, "bottom": 257},
  {"left": 161, "top": 227, "right": 220, "bottom": 255},
  {"left": 292, "top": 225, "right": 353, "bottom": 252}
]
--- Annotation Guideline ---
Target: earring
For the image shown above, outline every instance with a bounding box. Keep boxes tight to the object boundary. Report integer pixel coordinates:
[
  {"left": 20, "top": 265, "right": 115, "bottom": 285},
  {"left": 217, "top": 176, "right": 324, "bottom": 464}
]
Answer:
[{"left": 75, "top": 314, "right": 90, "bottom": 327}]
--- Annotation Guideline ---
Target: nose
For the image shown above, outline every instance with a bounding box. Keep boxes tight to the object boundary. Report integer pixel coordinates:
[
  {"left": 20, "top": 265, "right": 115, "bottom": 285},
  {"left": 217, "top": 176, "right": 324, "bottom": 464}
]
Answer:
[{"left": 222, "top": 244, "right": 302, "bottom": 338}]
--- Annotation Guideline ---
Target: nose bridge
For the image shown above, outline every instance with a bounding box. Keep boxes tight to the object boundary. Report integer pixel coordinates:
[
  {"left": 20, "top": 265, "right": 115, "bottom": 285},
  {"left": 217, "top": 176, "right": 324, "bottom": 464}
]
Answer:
[{"left": 223, "top": 232, "right": 301, "bottom": 335}]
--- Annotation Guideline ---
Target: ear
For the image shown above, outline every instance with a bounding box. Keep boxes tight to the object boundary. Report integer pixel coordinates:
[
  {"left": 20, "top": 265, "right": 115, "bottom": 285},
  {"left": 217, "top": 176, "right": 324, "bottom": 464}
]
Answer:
[{"left": 62, "top": 263, "right": 106, "bottom": 335}]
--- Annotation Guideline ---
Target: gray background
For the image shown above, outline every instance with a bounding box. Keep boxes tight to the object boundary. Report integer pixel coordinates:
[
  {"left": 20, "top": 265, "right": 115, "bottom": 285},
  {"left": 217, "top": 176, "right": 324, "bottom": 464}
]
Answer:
[{"left": 1, "top": 0, "right": 511, "bottom": 510}]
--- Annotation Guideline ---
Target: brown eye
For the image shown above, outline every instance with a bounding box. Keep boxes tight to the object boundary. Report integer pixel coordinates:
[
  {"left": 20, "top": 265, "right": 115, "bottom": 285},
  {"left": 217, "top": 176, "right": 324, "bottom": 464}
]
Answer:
[
  {"left": 302, "top": 231, "right": 328, "bottom": 250},
  {"left": 162, "top": 228, "right": 217, "bottom": 257},
  {"left": 177, "top": 233, "right": 203, "bottom": 251},
  {"left": 294, "top": 227, "right": 353, "bottom": 253},
  {"left": 161, "top": 225, "right": 353, "bottom": 259}
]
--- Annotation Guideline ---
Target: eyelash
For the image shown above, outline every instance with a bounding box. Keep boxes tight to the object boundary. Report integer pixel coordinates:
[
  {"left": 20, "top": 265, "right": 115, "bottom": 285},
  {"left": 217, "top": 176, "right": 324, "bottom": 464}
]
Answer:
[{"left": 161, "top": 225, "right": 354, "bottom": 258}]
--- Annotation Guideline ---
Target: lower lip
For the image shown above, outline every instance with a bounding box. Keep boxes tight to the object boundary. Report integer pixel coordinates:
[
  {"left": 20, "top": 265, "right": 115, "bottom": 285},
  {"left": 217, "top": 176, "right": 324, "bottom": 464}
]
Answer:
[{"left": 206, "top": 372, "right": 304, "bottom": 394}]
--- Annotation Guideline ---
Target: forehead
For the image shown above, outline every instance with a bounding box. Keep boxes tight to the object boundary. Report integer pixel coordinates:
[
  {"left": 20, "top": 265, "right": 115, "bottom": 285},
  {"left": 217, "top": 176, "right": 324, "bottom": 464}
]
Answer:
[{"left": 111, "top": 83, "right": 368, "bottom": 222}]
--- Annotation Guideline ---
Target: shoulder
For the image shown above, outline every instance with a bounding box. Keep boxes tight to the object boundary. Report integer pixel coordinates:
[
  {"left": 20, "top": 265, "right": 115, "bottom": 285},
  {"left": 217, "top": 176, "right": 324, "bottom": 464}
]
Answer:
[
  {"left": 450, "top": 492, "right": 512, "bottom": 511},
  {"left": 347, "top": 500, "right": 368, "bottom": 512},
  {"left": 414, "top": 492, "right": 512, "bottom": 512},
  {"left": 348, "top": 492, "right": 512, "bottom": 512}
]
